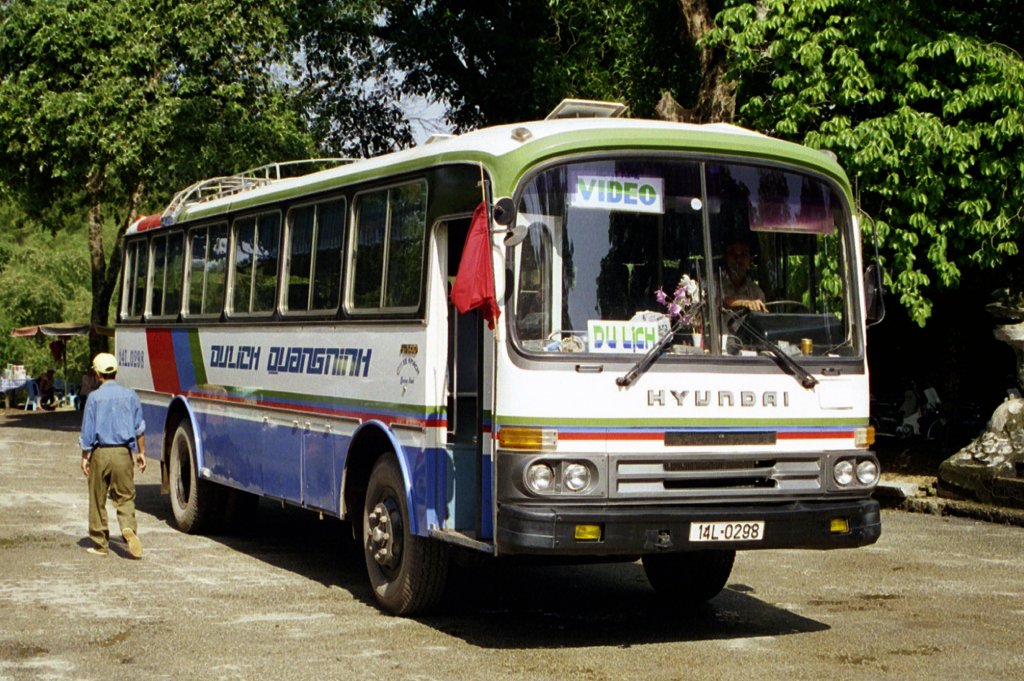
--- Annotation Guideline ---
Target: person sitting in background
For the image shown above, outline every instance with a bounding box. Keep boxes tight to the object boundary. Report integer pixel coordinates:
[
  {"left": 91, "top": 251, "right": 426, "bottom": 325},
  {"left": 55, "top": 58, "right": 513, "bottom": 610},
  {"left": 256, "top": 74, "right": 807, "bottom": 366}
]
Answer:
[
  {"left": 37, "top": 368, "right": 57, "bottom": 410},
  {"left": 78, "top": 368, "right": 99, "bottom": 411}
]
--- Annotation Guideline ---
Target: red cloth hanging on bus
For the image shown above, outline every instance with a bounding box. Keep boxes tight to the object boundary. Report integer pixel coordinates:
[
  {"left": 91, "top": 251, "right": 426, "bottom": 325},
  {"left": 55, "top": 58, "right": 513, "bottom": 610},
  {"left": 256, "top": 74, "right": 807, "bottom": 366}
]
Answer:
[{"left": 451, "top": 202, "right": 500, "bottom": 329}]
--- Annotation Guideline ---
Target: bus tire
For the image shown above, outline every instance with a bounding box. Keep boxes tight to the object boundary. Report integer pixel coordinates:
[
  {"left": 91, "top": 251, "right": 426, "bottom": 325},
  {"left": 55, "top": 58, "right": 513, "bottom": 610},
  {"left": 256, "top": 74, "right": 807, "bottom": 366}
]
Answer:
[
  {"left": 363, "top": 454, "right": 448, "bottom": 615},
  {"left": 641, "top": 549, "right": 735, "bottom": 605},
  {"left": 168, "top": 419, "right": 222, "bottom": 534}
]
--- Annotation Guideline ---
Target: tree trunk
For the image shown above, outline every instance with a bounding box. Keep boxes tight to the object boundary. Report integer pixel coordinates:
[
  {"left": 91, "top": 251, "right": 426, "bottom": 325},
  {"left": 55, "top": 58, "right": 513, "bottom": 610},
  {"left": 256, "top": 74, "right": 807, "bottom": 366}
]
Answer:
[
  {"left": 86, "top": 176, "right": 143, "bottom": 357},
  {"left": 87, "top": 198, "right": 108, "bottom": 358},
  {"left": 657, "top": 0, "right": 736, "bottom": 124}
]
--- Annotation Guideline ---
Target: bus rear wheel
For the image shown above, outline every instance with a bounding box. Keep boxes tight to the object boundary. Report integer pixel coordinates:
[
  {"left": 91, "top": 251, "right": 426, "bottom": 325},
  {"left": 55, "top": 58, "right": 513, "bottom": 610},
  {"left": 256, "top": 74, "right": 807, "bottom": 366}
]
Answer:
[
  {"left": 641, "top": 550, "right": 735, "bottom": 605},
  {"left": 363, "top": 454, "right": 448, "bottom": 615},
  {"left": 168, "top": 419, "right": 222, "bottom": 534}
]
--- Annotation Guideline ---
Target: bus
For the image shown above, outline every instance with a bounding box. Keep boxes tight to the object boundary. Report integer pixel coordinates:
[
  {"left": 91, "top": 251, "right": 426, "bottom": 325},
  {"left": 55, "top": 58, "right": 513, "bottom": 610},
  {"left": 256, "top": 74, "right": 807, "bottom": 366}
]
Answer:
[{"left": 118, "top": 100, "right": 881, "bottom": 615}]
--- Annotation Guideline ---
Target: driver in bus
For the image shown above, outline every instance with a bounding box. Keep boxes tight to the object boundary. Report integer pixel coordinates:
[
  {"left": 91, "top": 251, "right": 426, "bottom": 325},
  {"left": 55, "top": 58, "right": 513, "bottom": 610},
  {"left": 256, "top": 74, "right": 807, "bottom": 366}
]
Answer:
[{"left": 720, "top": 240, "right": 767, "bottom": 312}]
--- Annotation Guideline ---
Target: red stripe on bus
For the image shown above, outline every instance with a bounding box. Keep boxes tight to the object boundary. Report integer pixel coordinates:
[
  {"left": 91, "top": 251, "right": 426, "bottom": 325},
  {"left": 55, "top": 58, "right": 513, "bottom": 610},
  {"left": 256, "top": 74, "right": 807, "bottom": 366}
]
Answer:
[
  {"left": 777, "top": 431, "right": 854, "bottom": 440},
  {"left": 559, "top": 430, "right": 854, "bottom": 442},
  {"left": 146, "top": 329, "right": 180, "bottom": 394}
]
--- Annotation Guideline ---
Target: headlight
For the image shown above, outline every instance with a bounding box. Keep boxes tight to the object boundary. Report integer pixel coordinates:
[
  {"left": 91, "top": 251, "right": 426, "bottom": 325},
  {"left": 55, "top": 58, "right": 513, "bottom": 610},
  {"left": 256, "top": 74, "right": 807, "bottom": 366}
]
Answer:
[
  {"left": 563, "top": 463, "right": 590, "bottom": 492},
  {"left": 525, "top": 463, "right": 555, "bottom": 493},
  {"left": 834, "top": 459, "right": 855, "bottom": 486},
  {"left": 856, "top": 460, "right": 879, "bottom": 485}
]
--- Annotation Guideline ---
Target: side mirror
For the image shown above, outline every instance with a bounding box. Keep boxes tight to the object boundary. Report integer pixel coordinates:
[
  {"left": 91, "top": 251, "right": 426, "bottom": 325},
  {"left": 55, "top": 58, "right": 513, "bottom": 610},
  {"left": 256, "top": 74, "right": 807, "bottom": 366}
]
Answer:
[{"left": 864, "top": 263, "right": 885, "bottom": 325}]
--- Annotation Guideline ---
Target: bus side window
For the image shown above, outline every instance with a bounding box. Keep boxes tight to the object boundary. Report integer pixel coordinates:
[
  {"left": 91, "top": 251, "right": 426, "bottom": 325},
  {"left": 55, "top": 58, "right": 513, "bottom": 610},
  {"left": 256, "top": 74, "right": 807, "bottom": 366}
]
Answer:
[
  {"left": 150, "top": 233, "right": 183, "bottom": 319},
  {"left": 285, "top": 198, "right": 345, "bottom": 314},
  {"left": 120, "top": 239, "right": 148, "bottom": 320},
  {"left": 350, "top": 181, "right": 427, "bottom": 313},
  {"left": 231, "top": 212, "right": 280, "bottom": 316},
  {"left": 187, "top": 223, "right": 228, "bottom": 317},
  {"left": 313, "top": 199, "right": 344, "bottom": 310}
]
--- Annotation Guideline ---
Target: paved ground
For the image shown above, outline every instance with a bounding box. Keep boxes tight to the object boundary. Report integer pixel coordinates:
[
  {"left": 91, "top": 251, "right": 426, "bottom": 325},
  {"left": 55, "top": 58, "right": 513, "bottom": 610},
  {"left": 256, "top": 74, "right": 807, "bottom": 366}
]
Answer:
[{"left": 3, "top": 409, "right": 1024, "bottom": 681}]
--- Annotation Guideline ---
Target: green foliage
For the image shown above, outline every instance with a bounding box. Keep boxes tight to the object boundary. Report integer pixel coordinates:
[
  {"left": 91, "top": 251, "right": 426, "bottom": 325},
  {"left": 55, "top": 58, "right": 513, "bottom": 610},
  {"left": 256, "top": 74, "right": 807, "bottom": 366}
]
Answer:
[
  {"left": 0, "top": 206, "right": 95, "bottom": 377},
  {"left": 372, "top": 0, "right": 701, "bottom": 130},
  {"left": 0, "top": 0, "right": 318, "bottom": 339},
  {"left": 708, "top": 0, "right": 1024, "bottom": 326}
]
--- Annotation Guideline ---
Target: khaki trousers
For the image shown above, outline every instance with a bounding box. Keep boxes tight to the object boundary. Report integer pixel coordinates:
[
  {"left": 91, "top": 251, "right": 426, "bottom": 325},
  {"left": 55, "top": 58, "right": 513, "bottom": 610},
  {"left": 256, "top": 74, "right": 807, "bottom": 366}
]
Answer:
[{"left": 87, "top": 446, "right": 137, "bottom": 550}]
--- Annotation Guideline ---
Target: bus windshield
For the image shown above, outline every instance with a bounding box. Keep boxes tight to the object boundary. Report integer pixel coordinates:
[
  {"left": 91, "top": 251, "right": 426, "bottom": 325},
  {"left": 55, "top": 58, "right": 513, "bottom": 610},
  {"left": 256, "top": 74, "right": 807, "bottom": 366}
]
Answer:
[{"left": 510, "top": 157, "right": 857, "bottom": 358}]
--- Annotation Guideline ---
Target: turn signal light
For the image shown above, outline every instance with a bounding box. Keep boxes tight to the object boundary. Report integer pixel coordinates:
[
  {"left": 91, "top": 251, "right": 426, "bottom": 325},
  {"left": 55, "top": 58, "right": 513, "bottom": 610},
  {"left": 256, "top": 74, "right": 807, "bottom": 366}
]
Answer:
[
  {"left": 854, "top": 426, "right": 875, "bottom": 448},
  {"left": 498, "top": 427, "right": 557, "bottom": 451}
]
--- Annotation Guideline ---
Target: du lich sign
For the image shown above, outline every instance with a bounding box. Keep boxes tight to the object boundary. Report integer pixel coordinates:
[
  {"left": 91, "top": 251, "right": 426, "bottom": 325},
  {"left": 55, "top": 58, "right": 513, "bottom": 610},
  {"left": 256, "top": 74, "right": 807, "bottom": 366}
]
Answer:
[
  {"left": 571, "top": 174, "right": 664, "bottom": 214},
  {"left": 587, "top": 319, "right": 670, "bottom": 354}
]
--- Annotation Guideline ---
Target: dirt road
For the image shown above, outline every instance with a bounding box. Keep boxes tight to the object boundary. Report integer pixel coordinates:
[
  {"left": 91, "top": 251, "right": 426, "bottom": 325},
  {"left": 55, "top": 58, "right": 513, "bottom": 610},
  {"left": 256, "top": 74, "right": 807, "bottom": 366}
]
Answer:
[{"left": 2, "top": 410, "right": 1023, "bottom": 681}]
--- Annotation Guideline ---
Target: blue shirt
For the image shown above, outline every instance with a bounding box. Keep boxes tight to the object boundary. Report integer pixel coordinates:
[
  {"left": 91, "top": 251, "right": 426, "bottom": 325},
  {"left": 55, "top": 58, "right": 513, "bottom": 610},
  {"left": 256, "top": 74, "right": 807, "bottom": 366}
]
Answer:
[{"left": 79, "top": 380, "right": 146, "bottom": 452}]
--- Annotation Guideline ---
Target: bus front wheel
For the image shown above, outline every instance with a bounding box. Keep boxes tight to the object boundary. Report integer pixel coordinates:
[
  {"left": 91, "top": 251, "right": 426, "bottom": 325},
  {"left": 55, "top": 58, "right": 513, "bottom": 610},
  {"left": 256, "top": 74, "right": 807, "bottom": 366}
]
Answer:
[
  {"left": 363, "top": 454, "right": 448, "bottom": 615},
  {"left": 168, "top": 419, "right": 221, "bottom": 534},
  {"left": 641, "top": 549, "right": 735, "bottom": 605}
]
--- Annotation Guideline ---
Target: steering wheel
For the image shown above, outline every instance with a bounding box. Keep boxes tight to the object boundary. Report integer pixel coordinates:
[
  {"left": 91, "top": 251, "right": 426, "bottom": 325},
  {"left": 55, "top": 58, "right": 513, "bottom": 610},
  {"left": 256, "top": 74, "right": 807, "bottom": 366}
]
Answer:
[{"left": 764, "top": 300, "right": 810, "bottom": 313}]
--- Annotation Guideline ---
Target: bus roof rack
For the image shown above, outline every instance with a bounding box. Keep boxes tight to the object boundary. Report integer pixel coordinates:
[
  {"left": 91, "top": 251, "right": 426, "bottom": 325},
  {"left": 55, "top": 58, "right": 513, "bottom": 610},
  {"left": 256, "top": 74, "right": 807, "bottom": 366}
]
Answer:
[
  {"left": 160, "top": 158, "right": 356, "bottom": 225},
  {"left": 545, "top": 99, "right": 628, "bottom": 120}
]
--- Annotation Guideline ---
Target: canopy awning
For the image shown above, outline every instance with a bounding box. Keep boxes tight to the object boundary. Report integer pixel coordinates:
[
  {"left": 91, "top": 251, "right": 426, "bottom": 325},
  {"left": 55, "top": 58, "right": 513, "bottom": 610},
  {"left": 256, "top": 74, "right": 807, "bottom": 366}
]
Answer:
[{"left": 10, "top": 322, "right": 114, "bottom": 338}]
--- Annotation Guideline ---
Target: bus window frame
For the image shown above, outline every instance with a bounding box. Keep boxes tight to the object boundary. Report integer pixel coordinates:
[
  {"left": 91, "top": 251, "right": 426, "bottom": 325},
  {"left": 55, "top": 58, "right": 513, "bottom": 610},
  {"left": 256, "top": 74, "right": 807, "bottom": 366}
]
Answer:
[
  {"left": 345, "top": 178, "right": 429, "bottom": 317},
  {"left": 281, "top": 195, "right": 347, "bottom": 318},
  {"left": 119, "top": 238, "right": 149, "bottom": 323},
  {"left": 148, "top": 230, "right": 186, "bottom": 322},
  {"left": 226, "top": 209, "right": 283, "bottom": 319},
  {"left": 183, "top": 221, "right": 230, "bottom": 321}
]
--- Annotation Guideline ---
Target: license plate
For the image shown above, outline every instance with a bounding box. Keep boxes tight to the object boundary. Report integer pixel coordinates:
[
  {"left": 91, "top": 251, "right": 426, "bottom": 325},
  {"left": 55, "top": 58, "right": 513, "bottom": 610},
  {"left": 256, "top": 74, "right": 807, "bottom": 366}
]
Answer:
[{"left": 689, "top": 520, "right": 765, "bottom": 543}]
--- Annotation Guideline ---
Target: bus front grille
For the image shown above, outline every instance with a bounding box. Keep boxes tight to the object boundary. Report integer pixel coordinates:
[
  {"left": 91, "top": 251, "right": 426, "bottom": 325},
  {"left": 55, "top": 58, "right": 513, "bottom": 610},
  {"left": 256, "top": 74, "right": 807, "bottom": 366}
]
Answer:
[{"left": 610, "top": 455, "right": 822, "bottom": 499}]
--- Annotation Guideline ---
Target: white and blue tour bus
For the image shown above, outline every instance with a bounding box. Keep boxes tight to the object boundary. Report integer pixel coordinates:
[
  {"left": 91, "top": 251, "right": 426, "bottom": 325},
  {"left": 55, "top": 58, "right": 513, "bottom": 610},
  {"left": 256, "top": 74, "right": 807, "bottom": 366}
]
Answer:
[{"left": 117, "top": 100, "right": 881, "bottom": 615}]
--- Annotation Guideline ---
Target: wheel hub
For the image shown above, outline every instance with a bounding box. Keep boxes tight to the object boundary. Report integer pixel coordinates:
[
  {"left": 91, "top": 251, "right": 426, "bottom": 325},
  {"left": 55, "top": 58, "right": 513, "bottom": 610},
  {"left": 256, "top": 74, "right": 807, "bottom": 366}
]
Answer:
[{"left": 367, "top": 499, "right": 402, "bottom": 570}]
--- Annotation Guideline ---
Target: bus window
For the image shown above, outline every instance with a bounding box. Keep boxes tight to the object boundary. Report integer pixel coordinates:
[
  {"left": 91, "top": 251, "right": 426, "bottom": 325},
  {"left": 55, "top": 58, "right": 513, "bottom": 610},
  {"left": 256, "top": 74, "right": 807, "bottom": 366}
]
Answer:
[
  {"left": 120, "top": 239, "right": 147, "bottom": 320},
  {"left": 285, "top": 205, "right": 315, "bottom": 311},
  {"left": 149, "top": 232, "right": 183, "bottom": 318},
  {"left": 350, "top": 181, "right": 427, "bottom": 313},
  {"left": 285, "top": 198, "right": 345, "bottom": 314},
  {"left": 313, "top": 199, "right": 344, "bottom": 310},
  {"left": 132, "top": 241, "right": 147, "bottom": 318},
  {"left": 385, "top": 183, "right": 426, "bottom": 308},
  {"left": 707, "top": 163, "right": 851, "bottom": 355},
  {"left": 187, "top": 223, "right": 228, "bottom": 317},
  {"left": 231, "top": 212, "right": 280, "bottom": 315},
  {"left": 514, "top": 221, "right": 553, "bottom": 345},
  {"left": 151, "top": 236, "right": 166, "bottom": 317}
]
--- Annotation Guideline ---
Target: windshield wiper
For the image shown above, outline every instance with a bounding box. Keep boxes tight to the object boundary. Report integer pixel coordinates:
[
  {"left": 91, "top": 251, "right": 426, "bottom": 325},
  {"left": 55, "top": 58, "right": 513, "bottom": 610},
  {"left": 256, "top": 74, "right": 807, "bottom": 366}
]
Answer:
[
  {"left": 616, "top": 316, "right": 820, "bottom": 390},
  {"left": 732, "top": 315, "right": 819, "bottom": 390},
  {"left": 616, "top": 321, "right": 679, "bottom": 388}
]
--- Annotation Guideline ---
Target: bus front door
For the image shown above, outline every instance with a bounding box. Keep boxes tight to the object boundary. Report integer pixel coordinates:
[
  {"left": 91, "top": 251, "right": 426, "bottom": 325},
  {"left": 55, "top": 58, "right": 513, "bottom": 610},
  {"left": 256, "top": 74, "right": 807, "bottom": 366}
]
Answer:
[{"left": 445, "top": 217, "right": 484, "bottom": 538}]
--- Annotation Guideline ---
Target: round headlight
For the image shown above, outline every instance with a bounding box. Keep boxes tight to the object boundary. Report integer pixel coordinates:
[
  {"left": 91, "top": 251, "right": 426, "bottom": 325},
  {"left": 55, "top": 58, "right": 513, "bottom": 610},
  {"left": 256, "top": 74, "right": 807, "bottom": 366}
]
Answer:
[
  {"left": 834, "top": 460, "right": 855, "bottom": 486},
  {"left": 563, "top": 463, "right": 591, "bottom": 492},
  {"left": 526, "top": 463, "right": 555, "bottom": 493},
  {"left": 856, "top": 460, "right": 879, "bottom": 485}
]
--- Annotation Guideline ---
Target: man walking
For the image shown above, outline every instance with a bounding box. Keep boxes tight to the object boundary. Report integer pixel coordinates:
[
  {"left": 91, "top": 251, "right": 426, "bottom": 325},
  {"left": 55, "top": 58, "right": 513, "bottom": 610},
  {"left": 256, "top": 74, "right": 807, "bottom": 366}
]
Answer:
[{"left": 79, "top": 352, "right": 146, "bottom": 558}]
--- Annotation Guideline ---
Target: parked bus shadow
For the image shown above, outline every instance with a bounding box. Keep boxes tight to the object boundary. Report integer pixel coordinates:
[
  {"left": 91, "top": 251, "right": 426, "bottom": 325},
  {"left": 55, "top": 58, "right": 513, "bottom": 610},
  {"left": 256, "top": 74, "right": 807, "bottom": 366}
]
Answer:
[
  {"left": 135, "top": 483, "right": 828, "bottom": 647},
  {"left": 427, "top": 561, "right": 829, "bottom": 648}
]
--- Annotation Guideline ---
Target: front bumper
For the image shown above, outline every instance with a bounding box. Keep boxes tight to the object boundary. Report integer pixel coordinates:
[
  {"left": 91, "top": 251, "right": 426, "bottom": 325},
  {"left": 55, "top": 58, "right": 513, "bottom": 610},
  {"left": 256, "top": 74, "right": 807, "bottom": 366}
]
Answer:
[{"left": 496, "top": 498, "right": 881, "bottom": 555}]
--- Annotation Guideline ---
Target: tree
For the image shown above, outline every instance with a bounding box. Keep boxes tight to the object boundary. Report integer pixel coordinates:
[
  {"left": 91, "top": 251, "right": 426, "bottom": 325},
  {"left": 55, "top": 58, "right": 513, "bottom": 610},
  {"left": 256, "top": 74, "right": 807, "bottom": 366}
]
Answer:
[
  {"left": 0, "top": 0, "right": 314, "bottom": 353},
  {"left": 708, "top": 0, "right": 1024, "bottom": 325},
  {"left": 367, "top": 0, "right": 704, "bottom": 129}
]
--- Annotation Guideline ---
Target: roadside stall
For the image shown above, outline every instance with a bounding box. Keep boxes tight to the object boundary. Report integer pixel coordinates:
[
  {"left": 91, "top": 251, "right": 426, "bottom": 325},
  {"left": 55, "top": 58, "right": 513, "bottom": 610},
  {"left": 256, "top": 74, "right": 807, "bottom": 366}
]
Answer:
[{"left": 8, "top": 322, "right": 114, "bottom": 409}]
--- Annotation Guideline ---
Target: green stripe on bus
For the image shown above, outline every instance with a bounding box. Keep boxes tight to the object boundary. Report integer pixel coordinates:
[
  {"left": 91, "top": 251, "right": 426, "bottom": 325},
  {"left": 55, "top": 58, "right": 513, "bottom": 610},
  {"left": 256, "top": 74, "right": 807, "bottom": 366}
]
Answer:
[{"left": 188, "top": 329, "right": 207, "bottom": 385}]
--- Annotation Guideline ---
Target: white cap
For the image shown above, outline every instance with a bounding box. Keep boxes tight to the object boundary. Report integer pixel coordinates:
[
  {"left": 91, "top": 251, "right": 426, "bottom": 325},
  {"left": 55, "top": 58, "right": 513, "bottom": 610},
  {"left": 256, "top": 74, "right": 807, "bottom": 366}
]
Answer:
[{"left": 92, "top": 353, "right": 118, "bottom": 375}]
